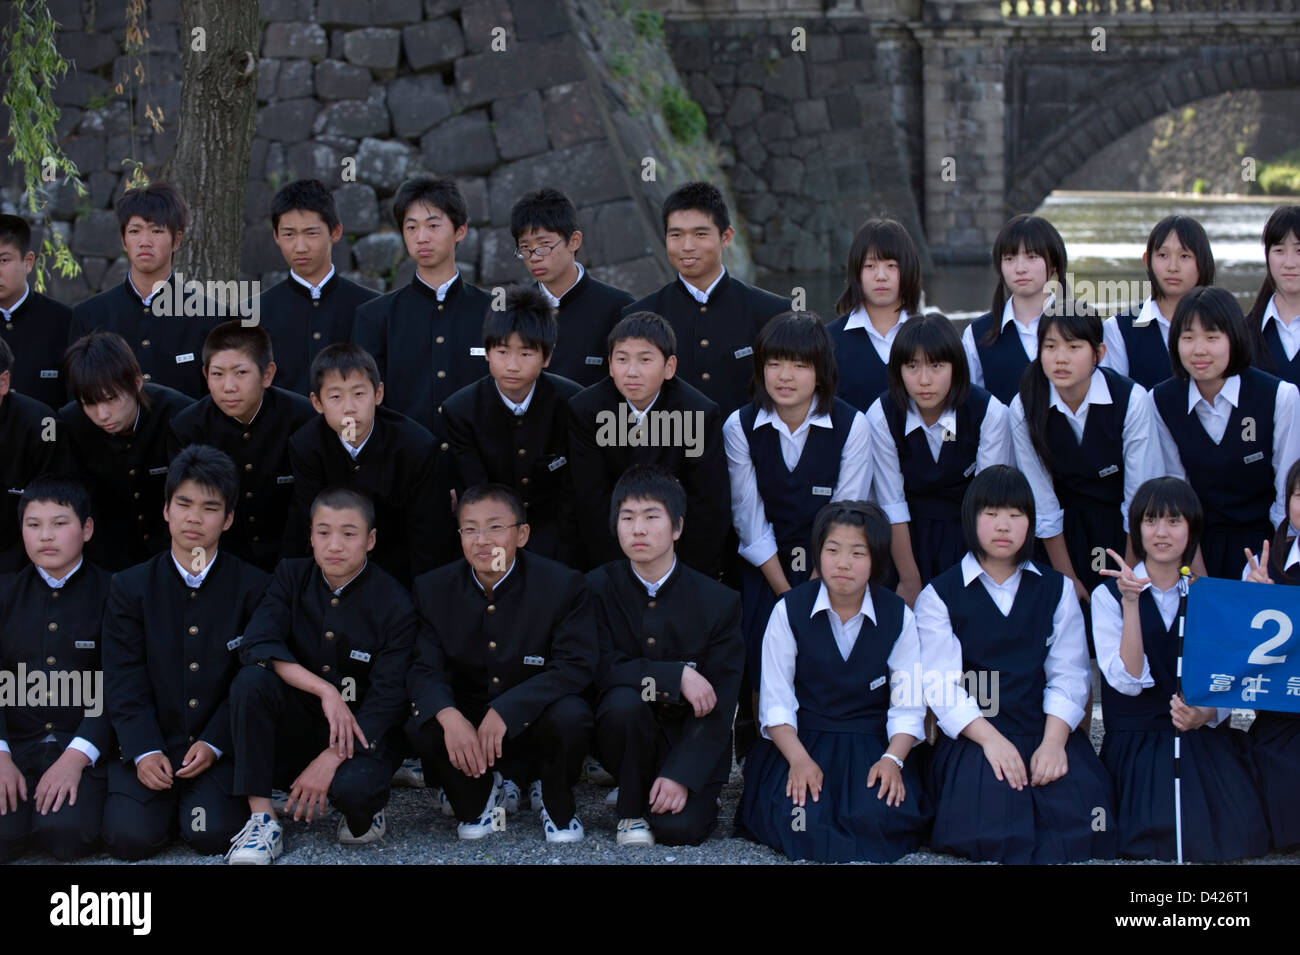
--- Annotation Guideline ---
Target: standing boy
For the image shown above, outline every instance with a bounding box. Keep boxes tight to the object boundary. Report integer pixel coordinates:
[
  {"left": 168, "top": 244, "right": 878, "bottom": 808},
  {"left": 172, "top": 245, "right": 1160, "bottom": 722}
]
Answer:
[
  {"left": 168, "top": 321, "right": 315, "bottom": 572},
  {"left": 0, "top": 214, "right": 75, "bottom": 409},
  {"left": 510, "top": 188, "right": 633, "bottom": 388},
  {"left": 0, "top": 338, "right": 63, "bottom": 571},
  {"left": 0, "top": 477, "right": 113, "bottom": 862},
  {"left": 258, "top": 179, "right": 378, "bottom": 396},
  {"left": 100, "top": 446, "right": 270, "bottom": 860}
]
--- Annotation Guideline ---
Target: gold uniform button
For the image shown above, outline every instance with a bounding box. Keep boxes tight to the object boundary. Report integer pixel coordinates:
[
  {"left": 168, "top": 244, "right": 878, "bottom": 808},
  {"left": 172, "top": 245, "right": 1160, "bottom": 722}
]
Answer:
[
  {"left": 353, "top": 464, "right": 361, "bottom": 472},
  {"left": 244, "top": 463, "right": 254, "bottom": 472},
  {"left": 322, "top": 665, "right": 331, "bottom": 673},
  {"left": 520, "top": 477, "right": 529, "bottom": 486},
  {"left": 699, "top": 305, "right": 707, "bottom": 313},
  {"left": 190, "top": 591, "right": 198, "bottom": 600},
  {"left": 50, "top": 591, "right": 59, "bottom": 600},
  {"left": 647, "top": 600, "right": 656, "bottom": 609},
  {"left": 137, "top": 514, "right": 145, "bottom": 522},
  {"left": 330, "top": 597, "right": 339, "bottom": 607},
  {"left": 253, "top": 535, "right": 260, "bottom": 542},
  {"left": 133, "top": 492, "right": 140, "bottom": 499},
  {"left": 128, "top": 468, "right": 136, "bottom": 477},
  {"left": 700, "top": 338, "right": 709, "bottom": 347},
  {"left": 491, "top": 676, "right": 500, "bottom": 684},
  {"left": 312, "top": 331, "right": 322, "bottom": 340},
  {"left": 245, "top": 491, "right": 254, "bottom": 499},
  {"left": 243, "top": 432, "right": 251, "bottom": 440},
  {"left": 46, "top": 654, "right": 56, "bottom": 664},
  {"left": 47, "top": 622, "right": 58, "bottom": 632},
  {"left": 436, "top": 370, "right": 446, "bottom": 378},
  {"left": 517, "top": 448, "right": 526, "bottom": 456},
  {"left": 188, "top": 735, "right": 196, "bottom": 743},
  {"left": 440, "top": 442, "right": 449, "bottom": 452},
  {"left": 488, "top": 641, "right": 497, "bottom": 649},
  {"left": 646, "top": 637, "right": 656, "bottom": 646},
  {"left": 437, "top": 304, "right": 445, "bottom": 312},
  {"left": 188, "top": 698, "right": 198, "bottom": 708},
  {"left": 486, "top": 604, "right": 496, "bottom": 614},
  {"left": 143, "top": 373, "right": 152, "bottom": 381},
  {"left": 189, "top": 662, "right": 199, "bottom": 671},
  {"left": 248, "top": 516, "right": 255, "bottom": 523},
  {"left": 435, "top": 336, "right": 445, "bottom": 344},
  {"left": 701, "top": 372, "right": 711, "bottom": 382},
  {"left": 437, "top": 405, "right": 443, "bottom": 414},
  {"left": 325, "top": 631, "right": 335, "bottom": 640},
  {"left": 141, "top": 339, "right": 151, "bottom": 347},
  {"left": 188, "top": 625, "right": 199, "bottom": 635},
  {"left": 44, "top": 722, "right": 54, "bottom": 731}
]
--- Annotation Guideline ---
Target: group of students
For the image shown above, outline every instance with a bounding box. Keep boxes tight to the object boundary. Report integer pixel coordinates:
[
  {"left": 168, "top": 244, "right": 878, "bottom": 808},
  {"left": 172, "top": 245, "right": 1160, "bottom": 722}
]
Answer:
[{"left": 1, "top": 168, "right": 1300, "bottom": 864}]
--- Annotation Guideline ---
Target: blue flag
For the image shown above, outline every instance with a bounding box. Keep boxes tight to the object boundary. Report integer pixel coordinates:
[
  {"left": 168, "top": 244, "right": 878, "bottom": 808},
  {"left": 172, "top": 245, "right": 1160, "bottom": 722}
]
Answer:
[{"left": 1183, "top": 577, "right": 1300, "bottom": 714}]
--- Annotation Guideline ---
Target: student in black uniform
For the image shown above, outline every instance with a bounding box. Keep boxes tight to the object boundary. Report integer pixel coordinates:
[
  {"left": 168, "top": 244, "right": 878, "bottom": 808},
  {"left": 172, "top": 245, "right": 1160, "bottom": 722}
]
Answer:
[
  {"left": 225, "top": 488, "right": 417, "bottom": 864},
  {"left": 258, "top": 179, "right": 379, "bottom": 396},
  {"left": 405, "top": 484, "right": 598, "bottom": 843},
  {"left": 444, "top": 286, "right": 581, "bottom": 565},
  {"left": 285, "top": 343, "right": 452, "bottom": 585},
  {"left": 0, "top": 214, "right": 75, "bottom": 409},
  {"left": 568, "top": 312, "right": 729, "bottom": 577},
  {"left": 1152, "top": 286, "right": 1300, "bottom": 579},
  {"left": 59, "top": 330, "right": 192, "bottom": 572},
  {"left": 100, "top": 446, "right": 269, "bottom": 860},
  {"left": 1246, "top": 205, "right": 1300, "bottom": 385},
  {"left": 826, "top": 217, "right": 923, "bottom": 412},
  {"left": 962, "top": 213, "right": 1069, "bottom": 405},
  {"left": 68, "top": 184, "right": 217, "bottom": 399},
  {"left": 0, "top": 478, "right": 112, "bottom": 862},
  {"left": 623, "top": 182, "right": 789, "bottom": 417},
  {"left": 352, "top": 176, "right": 491, "bottom": 441},
  {"left": 0, "top": 339, "right": 64, "bottom": 571},
  {"left": 1102, "top": 214, "right": 1215, "bottom": 390},
  {"left": 589, "top": 467, "right": 743, "bottom": 846},
  {"left": 168, "top": 321, "right": 315, "bottom": 572},
  {"left": 511, "top": 188, "right": 633, "bottom": 388}
]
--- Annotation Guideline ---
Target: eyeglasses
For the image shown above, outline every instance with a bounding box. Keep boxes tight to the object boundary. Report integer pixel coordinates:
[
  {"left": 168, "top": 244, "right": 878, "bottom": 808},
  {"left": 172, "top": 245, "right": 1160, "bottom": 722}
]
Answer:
[
  {"left": 456, "top": 523, "right": 520, "bottom": 540},
  {"left": 514, "top": 240, "right": 562, "bottom": 261}
]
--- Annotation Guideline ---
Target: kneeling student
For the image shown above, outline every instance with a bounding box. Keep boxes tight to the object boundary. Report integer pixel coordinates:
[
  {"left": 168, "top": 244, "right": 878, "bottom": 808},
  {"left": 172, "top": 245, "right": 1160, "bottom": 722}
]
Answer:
[
  {"left": 405, "top": 484, "right": 598, "bottom": 843},
  {"left": 101, "top": 446, "right": 270, "bottom": 860},
  {"left": 0, "top": 477, "right": 112, "bottom": 862},
  {"left": 226, "top": 488, "right": 417, "bottom": 864},
  {"left": 589, "top": 466, "right": 743, "bottom": 846}
]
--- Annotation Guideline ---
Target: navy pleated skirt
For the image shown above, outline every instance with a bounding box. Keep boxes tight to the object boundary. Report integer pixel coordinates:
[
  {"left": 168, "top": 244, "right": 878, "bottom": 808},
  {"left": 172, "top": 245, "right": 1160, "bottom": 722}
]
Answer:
[
  {"left": 910, "top": 514, "right": 965, "bottom": 585},
  {"left": 739, "top": 728, "right": 932, "bottom": 863},
  {"left": 1101, "top": 723, "right": 1270, "bottom": 861},
  {"left": 927, "top": 728, "right": 1116, "bottom": 864},
  {"left": 1062, "top": 502, "right": 1125, "bottom": 595},
  {"left": 1250, "top": 710, "right": 1300, "bottom": 850}
]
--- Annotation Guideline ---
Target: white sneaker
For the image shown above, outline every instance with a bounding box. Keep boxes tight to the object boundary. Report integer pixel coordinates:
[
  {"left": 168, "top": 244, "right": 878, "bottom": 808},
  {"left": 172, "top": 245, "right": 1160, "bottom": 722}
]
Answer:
[
  {"left": 528, "top": 779, "right": 544, "bottom": 812},
  {"left": 502, "top": 778, "right": 521, "bottom": 814},
  {"left": 226, "top": 812, "right": 284, "bottom": 865},
  {"left": 457, "top": 772, "right": 507, "bottom": 840},
  {"left": 431, "top": 786, "right": 455, "bottom": 817},
  {"left": 337, "top": 810, "right": 386, "bottom": 846},
  {"left": 605, "top": 786, "right": 620, "bottom": 806},
  {"left": 391, "top": 758, "right": 426, "bottom": 788},
  {"left": 583, "top": 755, "right": 615, "bottom": 786},
  {"left": 616, "top": 817, "right": 655, "bottom": 846},
  {"left": 540, "top": 806, "right": 584, "bottom": 843}
]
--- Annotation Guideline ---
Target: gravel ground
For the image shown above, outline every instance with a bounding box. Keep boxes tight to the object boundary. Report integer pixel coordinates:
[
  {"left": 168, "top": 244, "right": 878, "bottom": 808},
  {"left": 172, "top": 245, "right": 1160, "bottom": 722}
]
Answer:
[{"left": 14, "top": 670, "right": 1300, "bottom": 865}]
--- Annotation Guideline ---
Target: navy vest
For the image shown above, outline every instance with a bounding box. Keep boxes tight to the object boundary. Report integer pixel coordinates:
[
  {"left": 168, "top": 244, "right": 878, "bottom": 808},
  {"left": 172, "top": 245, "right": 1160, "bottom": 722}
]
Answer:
[
  {"left": 1115, "top": 309, "right": 1172, "bottom": 390},
  {"left": 969, "top": 311, "right": 1033, "bottom": 404},
  {"left": 928, "top": 560, "right": 1061, "bottom": 736},
  {"left": 1097, "top": 579, "right": 1180, "bottom": 733},
  {"left": 1260, "top": 319, "right": 1300, "bottom": 387},
  {"left": 881, "top": 387, "right": 992, "bottom": 522},
  {"left": 740, "top": 398, "right": 856, "bottom": 576},
  {"left": 783, "top": 579, "right": 904, "bottom": 734},
  {"left": 1042, "top": 367, "right": 1133, "bottom": 511},
  {"left": 1151, "top": 367, "right": 1279, "bottom": 527},
  {"left": 827, "top": 316, "right": 890, "bottom": 412}
]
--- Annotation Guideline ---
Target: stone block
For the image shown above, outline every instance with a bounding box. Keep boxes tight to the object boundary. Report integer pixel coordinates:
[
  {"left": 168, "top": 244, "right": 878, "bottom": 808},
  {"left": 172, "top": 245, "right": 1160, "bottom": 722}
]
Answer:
[
  {"left": 388, "top": 75, "right": 453, "bottom": 138},
  {"left": 402, "top": 17, "right": 465, "bottom": 70},
  {"left": 263, "top": 22, "right": 329, "bottom": 60},
  {"left": 420, "top": 111, "right": 499, "bottom": 175},
  {"left": 342, "top": 28, "right": 402, "bottom": 70},
  {"left": 492, "top": 90, "right": 548, "bottom": 160}
]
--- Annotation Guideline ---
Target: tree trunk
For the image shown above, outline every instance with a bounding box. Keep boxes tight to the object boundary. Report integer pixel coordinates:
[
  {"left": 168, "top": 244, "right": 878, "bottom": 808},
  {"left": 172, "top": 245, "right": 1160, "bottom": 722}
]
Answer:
[{"left": 157, "top": 0, "right": 259, "bottom": 282}]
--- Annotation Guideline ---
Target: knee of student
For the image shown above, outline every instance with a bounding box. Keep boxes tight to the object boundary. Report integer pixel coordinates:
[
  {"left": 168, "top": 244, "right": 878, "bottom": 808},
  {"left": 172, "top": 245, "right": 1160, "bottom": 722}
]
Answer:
[
  {"left": 181, "top": 816, "right": 239, "bottom": 856},
  {"left": 0, "top": 834, "right": 29, "bottom": 864},
  {"left": 230, "top": 663, "right": 283, "bottom": 706},
  {"left": 541, "top": 694, "right": 595, "bottom": 736},
  {"left": 332, "top": 752, "right": 393, "bottom": 810},
  {"left": 650, "top": 804, "right": 717, "bottom": 847},
  {"left": 36, "top": 817, "right": 100, "bottom": 862},
  {"left": 596, "top": 685, "right": 650, "bottom": 724},
  {"left": 103, "top": 820, "right": 165, "bottom": 862}
]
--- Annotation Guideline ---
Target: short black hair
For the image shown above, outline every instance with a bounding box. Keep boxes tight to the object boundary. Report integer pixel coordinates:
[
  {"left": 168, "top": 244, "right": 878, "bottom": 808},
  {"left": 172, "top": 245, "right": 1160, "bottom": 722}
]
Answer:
[
  {"left": 310, "top": 486, "right": 375, "bottom": 532},
  {"left": 458, "top": 483, "right": 526, "bottom": 526},
  {"left": 961, "top": 465, "right": 1037, "bottom": 564},
  {"left": 609, "top": 465, "right": 687, "bottom": 540},
  {"left": 310, "top": 343, "right": 381, "bottom": 395},
  {"left": 662, "top": 181, "right": 729, "bottom": 235},
  {"left": 270, "top": 178, "right": 340, "bottom": 232},
  {"left": 1167, "top": 286, "right": 1253, "bottom": 381},
  {"left": 751, "top": 311, "right": 837, "bottom": 415},
  {"left": 0, "top": 335, "right": 12, "bottom": 377},
  {"left": 166, "top": 444, "right": 239, "bottom": 516},
  {"left": 810, "top": 500, "right": 893, "bottom": 585},
  {"left": 608, "top": 311, "right": 676, "bottom": 360},
  {"left": 886, "top": 311, "right": 970, "bottom": 412},
  {"left": 203, "top": 320, "right": 274, "bottom": 373},
  {"left": 835, "top": 217, "right": 922, "bottom": 318},
  {"left": 392, "top": 176, "right": 467, "bottom": 231},
  {"left": 0, "top": 213, "right": 32, "bottom": 256},
  {"left": 1145, "top": 214, "right": 1215, "bottom": 299},
  {"left": 510, "top": 188, "right": 578, "bottom": 242},
  {"left": 116, "top": 183, "right": 187, "bottom": 237},
  {"left": 18, "top": 475, "right": 92, "bottom": 526},
  {"left": 64, "top": 330, "right": 150, "bottom": 410},
  {"left": 982, "top": 214, "right": 1068, "bottom": 347},
  {"left": 482, "top": 286, "right": 558, "bottom": 358},
  {"left": 1128, "top": 477, "right": 1203, "bottom": 568}
]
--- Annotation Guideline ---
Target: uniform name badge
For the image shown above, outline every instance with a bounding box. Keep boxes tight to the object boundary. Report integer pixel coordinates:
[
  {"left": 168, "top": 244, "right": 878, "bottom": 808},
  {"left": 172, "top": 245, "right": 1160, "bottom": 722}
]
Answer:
[
  {"left": 349, "top": 649, "right": 371, "bottom": 663},
  {"left": 524, "top": 655, "right": 545, "bottom": 666},
  {"left": 40, "top": 369, "right": 58, "bottom": 378},
  {"left": 1098, "top": 464, "right": 1120, "bottom": 478},
  {"left": 811, "top": 486, "right": 833, "bottom": 496},
  {"left": 963, "top": 462, "right": 977, "bottom": 478},
  {"left": 734, "top": 346, "right": 754, "bottom": 359},
  {"left": 869, "top": 675, "right": 887, "bottom": 691},
  {"left": 1244, "top": 451, "right": 1265, "bottom": 464},
  {"left": 227, "top": 636, "right": 243, "bottom": 651},
  {"left": 75, "top": 640, "right": 96, "bottom": 649},
  {"left": 148, "top": 466, "right": 169, "bottom": 476},
  {"left": 548, "top": 456, "right": 567, "bottom": 472},
  {"left": 470, "top": 347, "right": 486, "bottom": 357},
  {"left": 276, "top": 475, "right": 295, "bottom": 484},
  {"left": 175, "top": 352, "right": 196, "bottom": 364},
  {"left": 584, "top": 356, "right": 603, "bottom": 365}
]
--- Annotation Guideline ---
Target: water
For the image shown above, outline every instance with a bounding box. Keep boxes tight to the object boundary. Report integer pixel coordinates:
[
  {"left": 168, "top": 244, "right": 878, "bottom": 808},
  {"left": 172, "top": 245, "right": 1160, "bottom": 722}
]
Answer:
[{"left": 756, "top": 191, "right": 1281, "bottom": 325}]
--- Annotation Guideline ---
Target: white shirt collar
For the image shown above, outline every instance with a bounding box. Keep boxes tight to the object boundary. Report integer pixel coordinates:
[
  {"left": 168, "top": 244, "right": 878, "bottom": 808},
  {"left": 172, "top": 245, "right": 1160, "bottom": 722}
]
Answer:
[
  {"left": 1049, "top": 366, "right": 1112, "bottom": 416},
  {"left": 36, "top": 558, "right": 83, "bottom": 590},
  {"left": 904, "top": 400, "right": 957, "bottom": 437},
  {"left": 678, "top": 266, "right": 726, "bottom": 304},
  {"left": 472, "top": 556, "right": 517, "bottom": 594},
  {"left": 172, "top": 550, "right": 218, "bottom": 588},
  {"left": 290, "top": 264, "right": 335, "bottom": 300},
  {"left": 632, "top": 556, "right": 677, "bottom": 597},
  {"left": 129, "top": 272, "right": 168, "bottom": 306},
  {"left": 960, "top": 551, "right": 1041, "bottom": 587},
  {"left": 496, "top": 380, "right": 537, "bottom": 416},
  {"left": 1284, "top": 534, "right": 1300, "bottom": 573},
  {"left": 417, "top": 270, "right": 460, "bottom": 302},
  {"left": 0, "top": 283, "right": 30, "bottom": 319},
  {"left": 627, "top": 389, "right": 661, "bottom": 422},
  {"left": 321, "top": 558, "right": 367, "bottom": 595},
  {"left": 1262, "top": 294, "right": 1298, "bottom": 330},
  {"left": 751, "top": 403, "right": 833, "bottom": 437},
  {"left": 539, "top": 262, "right": 584, "bottom": 308},
  {"left": 1000, "top": 291, "right": 1055, "bottom": 330},
  {"left": 844, "top": 305, "right": 910, "bottom": 335},
  {"left": 1185, "top": 373, "right": 1240, "bottom": 414},
  {"left": 1133, "top": 297, "right": 1170, "bottom": 329},
  {"left": 338, "top": 421, "right": 374, "bottom": 460},
  {"left": 1130, "top": 560, "right": 1183, "bottom": 596},
  {"left": 810, "top": 580, "right": 877, "bottom": 625}
]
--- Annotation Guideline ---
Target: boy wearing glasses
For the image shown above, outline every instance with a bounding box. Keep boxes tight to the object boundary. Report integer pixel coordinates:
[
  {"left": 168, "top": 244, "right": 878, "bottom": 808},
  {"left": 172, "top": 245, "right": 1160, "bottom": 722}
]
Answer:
[
  {"left": 510, "top": 188, "right": 633, "bottom": 388},
  {"left": 405, "top": 484, "right": 597, "bottom": 843}
]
